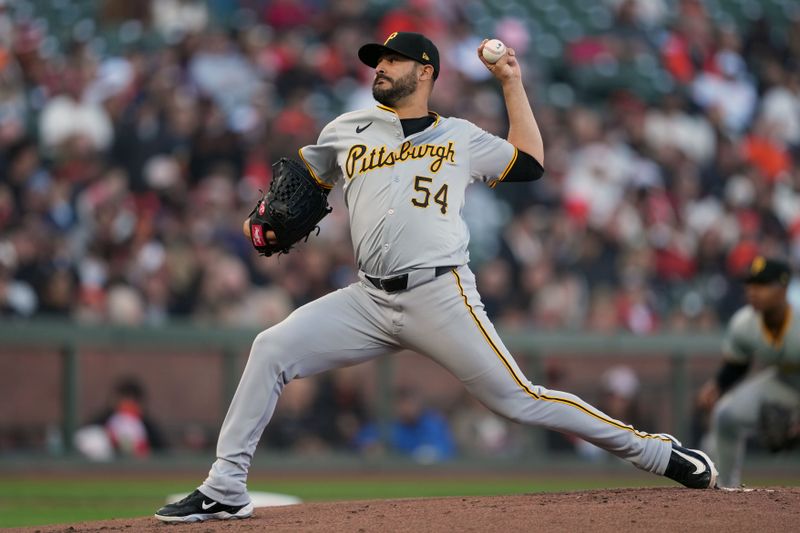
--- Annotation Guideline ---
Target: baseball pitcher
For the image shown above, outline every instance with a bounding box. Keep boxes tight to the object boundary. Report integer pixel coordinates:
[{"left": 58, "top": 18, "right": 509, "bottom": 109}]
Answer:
[
  {"left": 156, "top": 32, "right": 717, "bottom": 523},
  {"left": 698, "top": 256, "right": 800, "bottom": 488}
]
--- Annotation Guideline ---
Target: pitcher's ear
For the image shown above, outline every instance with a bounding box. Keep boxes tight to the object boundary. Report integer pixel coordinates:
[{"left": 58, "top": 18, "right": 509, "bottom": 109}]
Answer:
[{"left": 419, "top": 64, "right": 435, "bottom": 81}]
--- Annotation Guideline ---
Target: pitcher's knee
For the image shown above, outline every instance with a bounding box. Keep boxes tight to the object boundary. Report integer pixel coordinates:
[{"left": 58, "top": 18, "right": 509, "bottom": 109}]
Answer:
[
  {"left": 252, "top": 329, "right": 280, "bottom": 356},
  {"left": 500, "top": 409, "right": 531, "bottom": 425},
  {"left": 250, "top": 328, "right": 292, "bottom": 377},
  {"left": 477, "top": 396, "right": 531, "bottom": 424}
]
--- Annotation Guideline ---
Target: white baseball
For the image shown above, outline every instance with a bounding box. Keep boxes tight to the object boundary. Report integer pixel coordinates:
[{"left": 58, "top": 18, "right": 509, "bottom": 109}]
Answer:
[{"left": 482, "top": 39, "right": 507, "bottom": 64}]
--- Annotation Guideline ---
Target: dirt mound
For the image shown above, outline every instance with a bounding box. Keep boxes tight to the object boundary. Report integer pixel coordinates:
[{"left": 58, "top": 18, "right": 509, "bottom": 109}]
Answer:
[{"left": 15, "top": 487, "right": 800, "bottom": 533}]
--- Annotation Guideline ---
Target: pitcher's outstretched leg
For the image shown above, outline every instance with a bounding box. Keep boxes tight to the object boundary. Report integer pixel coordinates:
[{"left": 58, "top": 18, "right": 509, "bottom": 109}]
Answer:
[
  {"left": 156, "top": 284, "right": 398, "bottom": 522},
  {"left": 402, "top": 266, "right": 717, "bottom": 488}
]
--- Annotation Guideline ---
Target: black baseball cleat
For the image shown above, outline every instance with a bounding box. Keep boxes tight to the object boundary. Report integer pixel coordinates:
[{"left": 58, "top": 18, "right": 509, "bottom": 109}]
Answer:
[
  {"left": 154, "top": 489, "right": 254, "bottom": 523},
  {"left": 663, "top": 438, "right": 719, "bottom": 489}
]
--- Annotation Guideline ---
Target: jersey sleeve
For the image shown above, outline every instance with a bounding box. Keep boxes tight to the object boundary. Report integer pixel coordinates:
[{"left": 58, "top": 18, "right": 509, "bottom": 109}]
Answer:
[
  {"left": 466, "top": 122, "right": 518, "bottom": 188},
  {"left": 721, "top": 309, "right": 755, "bottom": 363},
  {"left": 297, "top": 121, "right": 341, "bottom": 190}
]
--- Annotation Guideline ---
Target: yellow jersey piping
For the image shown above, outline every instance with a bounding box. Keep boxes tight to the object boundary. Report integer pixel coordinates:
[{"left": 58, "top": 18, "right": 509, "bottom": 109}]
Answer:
[
  {"left": 376, "top": 105, "right": 441, "bottom": 127},
  {"left": 760, "top": 307, "right": 793, "bottom": 347},
  {"left": 297, "top": 148, "right": 333, "bottom": 190},
  {"left": 490, "top": 147, "right": 518, "bottom": 189},
  {"left": 449, "top": 268, "right": 670, "bottom": 442}
]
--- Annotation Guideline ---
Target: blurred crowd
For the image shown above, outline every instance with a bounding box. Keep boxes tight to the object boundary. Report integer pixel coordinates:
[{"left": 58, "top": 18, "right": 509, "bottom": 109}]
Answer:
[
  {"left": 1, "top": 0, "right": 800, "bottom": 335},
  {"left": 67, "top": 363, "right": 646, "bottom": 462},
  {"left": 6, "top": 0, "right": 800, "bottom": 459}
]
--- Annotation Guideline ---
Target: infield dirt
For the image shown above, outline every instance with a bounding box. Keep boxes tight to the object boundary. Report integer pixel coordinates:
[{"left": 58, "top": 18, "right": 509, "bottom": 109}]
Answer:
[{"left": 10, "top": 486, "right": 800, "bottom": 533}]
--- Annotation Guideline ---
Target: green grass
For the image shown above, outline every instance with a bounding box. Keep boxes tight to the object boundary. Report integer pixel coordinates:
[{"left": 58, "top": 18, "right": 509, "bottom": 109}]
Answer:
[
  {"left": 0, "top": 474, "right": 796, "bottom": 528},
  {"left": 0, "top": 475, "right": 650, "bottom": 528}
]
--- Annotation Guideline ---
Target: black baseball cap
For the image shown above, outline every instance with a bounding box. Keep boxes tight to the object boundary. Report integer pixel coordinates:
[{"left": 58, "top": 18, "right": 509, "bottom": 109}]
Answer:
[
  {"left": 743, "top": 256, "right": 791, "bottom": 285},
  {"left": 358, "top": 32, "right": 440, "bottom": 79}
]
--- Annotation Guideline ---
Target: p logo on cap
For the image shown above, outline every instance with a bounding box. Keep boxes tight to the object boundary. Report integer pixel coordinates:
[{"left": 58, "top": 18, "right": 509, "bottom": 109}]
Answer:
[
  {"left": 751, "top": 256, "right": 766, "bottom": 275},
  {"left": 743, "top": 256, "right": 791, "bottom": 285},
  {"left": 359, "top": 32, "right": 440, "bottom": 79}
]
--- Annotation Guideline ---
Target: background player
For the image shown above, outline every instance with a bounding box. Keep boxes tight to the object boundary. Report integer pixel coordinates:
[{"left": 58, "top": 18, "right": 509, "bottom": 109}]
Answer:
[
  {"left": 698, "top": 256, "right": 800, "bottom": 488},
  {"left": 156, "top": 32, "right": 717, "bottom": 523}
]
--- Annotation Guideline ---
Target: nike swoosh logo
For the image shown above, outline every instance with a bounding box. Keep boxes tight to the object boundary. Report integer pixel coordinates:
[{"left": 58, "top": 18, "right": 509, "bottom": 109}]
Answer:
[
  {"left": 674, "top": 449, "right": 707, "bottom": 475},
  {"left": 356, "top": 122, "right": 373, "bottom": 134},
  {"left": 201, "top": 500, "right": 217, "bottom": 510}
]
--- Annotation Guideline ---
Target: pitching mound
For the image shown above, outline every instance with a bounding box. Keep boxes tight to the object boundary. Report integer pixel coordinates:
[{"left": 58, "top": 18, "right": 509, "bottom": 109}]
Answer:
[{"left": 16, "top": 487, "right": 800, "bottom": 532}]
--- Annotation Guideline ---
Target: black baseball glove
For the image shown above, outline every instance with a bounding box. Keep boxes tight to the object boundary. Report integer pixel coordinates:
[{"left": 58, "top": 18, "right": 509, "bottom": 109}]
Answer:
[
  {"left": 759, "top": 402, "right": 800, "bottom": 453},
  {"left": 248, "top": 158, "right": 332, "bottom": 256}
]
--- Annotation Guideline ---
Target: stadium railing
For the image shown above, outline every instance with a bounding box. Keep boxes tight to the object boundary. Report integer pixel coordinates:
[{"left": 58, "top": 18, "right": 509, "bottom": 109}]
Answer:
[{"left": 0, "top": 320, "right": 721, "bottom": 458}]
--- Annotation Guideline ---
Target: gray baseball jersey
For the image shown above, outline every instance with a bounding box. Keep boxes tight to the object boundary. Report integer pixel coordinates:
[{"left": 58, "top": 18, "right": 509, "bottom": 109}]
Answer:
[
  {"left": 722, "top": 305, "right": 800, "bottom": 384},
  {"left": 712, "top": 303, "right": 800, "bottom": 487},
  {"left": 198, "top": 105, "right": 675, "bottom": 506},
  {"left": 298, "top": 105, "right": 517, "bottom": 276}
]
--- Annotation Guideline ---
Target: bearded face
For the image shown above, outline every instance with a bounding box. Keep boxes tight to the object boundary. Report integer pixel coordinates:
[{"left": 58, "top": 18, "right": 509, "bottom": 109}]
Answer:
[{"left": 372, "top": 65, "right": 419, "bottom": 107}]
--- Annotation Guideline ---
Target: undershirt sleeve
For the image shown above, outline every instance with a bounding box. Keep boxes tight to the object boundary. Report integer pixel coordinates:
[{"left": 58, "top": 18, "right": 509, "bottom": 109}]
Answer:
[
  {"left": 716, "top": 360, "right": 751, "bottom": 393},
  {"left": 500, "top": 150, "right": 544, "bottom": 183}
]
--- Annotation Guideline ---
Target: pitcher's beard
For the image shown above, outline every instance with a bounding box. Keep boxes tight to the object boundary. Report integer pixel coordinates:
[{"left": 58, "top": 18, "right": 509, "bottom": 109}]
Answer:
[{"left": 373, "top": 70, "right": 418, "bottom": 107}]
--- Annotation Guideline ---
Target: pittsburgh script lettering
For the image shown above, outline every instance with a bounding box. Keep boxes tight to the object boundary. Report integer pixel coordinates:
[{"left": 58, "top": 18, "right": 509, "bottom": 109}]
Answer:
[{"left": 346, "top": 141, "right": 455, "bottom": 178}]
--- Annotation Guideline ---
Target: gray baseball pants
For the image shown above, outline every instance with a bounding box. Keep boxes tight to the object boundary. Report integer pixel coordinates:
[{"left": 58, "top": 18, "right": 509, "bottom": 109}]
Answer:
[
  {"left": 709, "top": 366, "right": 800, "bottom": 487},
  {"left": 200, "top": 265, "right": 673, "bottom": 505}
]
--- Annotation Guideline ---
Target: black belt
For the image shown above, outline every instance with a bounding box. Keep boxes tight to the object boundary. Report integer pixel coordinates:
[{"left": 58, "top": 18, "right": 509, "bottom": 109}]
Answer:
[{"left": 366, "top": 266, "right": 455, "bottom": 293}]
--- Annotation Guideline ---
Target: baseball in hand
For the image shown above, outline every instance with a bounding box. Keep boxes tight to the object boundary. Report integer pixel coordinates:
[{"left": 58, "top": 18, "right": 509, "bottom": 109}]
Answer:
[{"left": 482, "top": 39, "right": 507, "bottom": 64}]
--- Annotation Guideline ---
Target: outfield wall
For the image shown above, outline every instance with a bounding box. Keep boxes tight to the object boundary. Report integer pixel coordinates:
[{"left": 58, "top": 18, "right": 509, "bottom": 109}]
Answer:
[{"left": 0, "top": 320, "right": 722, "bottom": 458}]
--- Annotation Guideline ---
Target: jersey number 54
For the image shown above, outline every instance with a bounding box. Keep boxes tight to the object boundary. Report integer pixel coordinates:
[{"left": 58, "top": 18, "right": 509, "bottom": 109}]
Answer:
[{"left": 411, "top": 175, "right": 449, "bottom": 214}]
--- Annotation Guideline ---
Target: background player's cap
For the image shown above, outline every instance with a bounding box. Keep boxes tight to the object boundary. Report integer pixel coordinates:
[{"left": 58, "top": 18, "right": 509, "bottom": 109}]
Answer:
[
  {"left": 358, "top": 32, "right": 440, "bottom": 79},
  {"left": 743, "top": 256, "right": 791, "bottom": 285}
]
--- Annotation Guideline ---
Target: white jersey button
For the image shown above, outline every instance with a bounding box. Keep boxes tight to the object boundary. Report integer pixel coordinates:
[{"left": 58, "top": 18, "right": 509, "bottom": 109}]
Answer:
[
  {"left": 384, "top": 244, "right": 390, "bottom": 249},
  {"left": 388, "top": 209, "right": 395, "bottom": 215}
]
